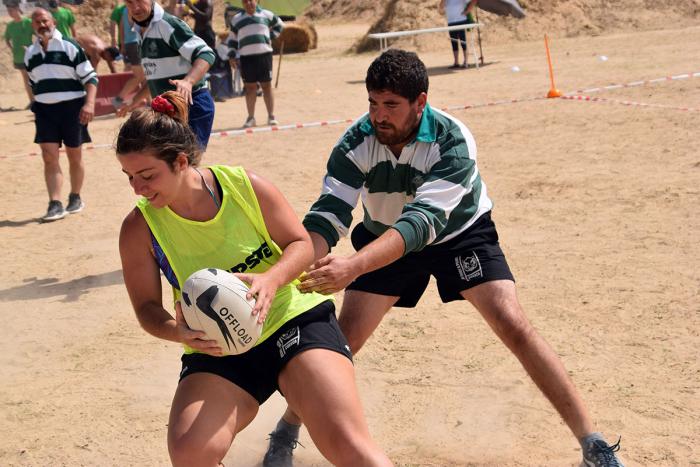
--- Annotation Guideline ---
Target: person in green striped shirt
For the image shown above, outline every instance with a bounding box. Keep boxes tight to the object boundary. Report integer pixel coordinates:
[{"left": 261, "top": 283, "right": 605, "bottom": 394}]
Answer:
[
  {"left": 25, "top": 8, "right": 97, "bottom": 222},
  {"left": 263, "top": 50, "right": 625, "bottom": 467},
  {"left": 116, "top": 0, "right": 216, "bottom": 149}
]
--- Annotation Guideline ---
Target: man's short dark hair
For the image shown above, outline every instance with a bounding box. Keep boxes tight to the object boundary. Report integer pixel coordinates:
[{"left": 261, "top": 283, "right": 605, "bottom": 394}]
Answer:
[{"left": 365, "top": 49, "right": 429, "bottom": 102}]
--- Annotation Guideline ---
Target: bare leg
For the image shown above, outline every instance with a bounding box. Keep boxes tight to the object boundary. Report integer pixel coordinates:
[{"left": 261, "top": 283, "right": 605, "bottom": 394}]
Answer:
[
  {"left": 169, "top": 373, "right": 258, "bottom": 467},
  {"left": 280, "top": 290, "right": 398, "bottom": 426},
  {"left": 260, "top": 81, "right": 274, "bottom": 120},
  {"left": 461, "top": 280, "right": 595, "bottom": 439},
  {"left": 40, "top": 143, "right": 62, "bottom": 200},
  {"left": 244, "top": 82, "right": 258, "bottom": 119},
  {"left": 280, "top": 348, "right": 392, "bottom": 466},
  {"left": 64, "top": 146, "right": 84, "bottom": 195}
]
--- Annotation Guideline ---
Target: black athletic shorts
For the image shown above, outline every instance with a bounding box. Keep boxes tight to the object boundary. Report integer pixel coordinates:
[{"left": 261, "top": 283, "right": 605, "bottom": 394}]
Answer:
[
  {"left": 33, "top": 97, "right": 91, "bottom": 147},
  {"left": 179, "top": 300, "right": 352, "bottom": 404},
  {"left": 239, "top": 52, "right": 273, "bottom": 83},
  {"left": 347, "top": 212, "right": 515, "bottom": 307}
]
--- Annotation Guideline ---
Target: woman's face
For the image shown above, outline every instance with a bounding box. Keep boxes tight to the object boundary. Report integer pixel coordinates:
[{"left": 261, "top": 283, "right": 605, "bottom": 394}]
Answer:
[{"left": 117, "top": 151, "right": 185, "bottom": 208}]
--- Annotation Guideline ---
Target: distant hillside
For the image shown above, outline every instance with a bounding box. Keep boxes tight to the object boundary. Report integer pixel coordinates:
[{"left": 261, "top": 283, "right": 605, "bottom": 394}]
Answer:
[{"left": 347, "top": 0, "right": 700, "bottom": 52}]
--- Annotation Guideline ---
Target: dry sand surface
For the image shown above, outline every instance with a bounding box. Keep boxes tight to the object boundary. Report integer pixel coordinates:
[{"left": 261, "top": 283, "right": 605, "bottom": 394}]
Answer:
[{"left": 1, "top": 20, "right": 699, "bottom": 467}]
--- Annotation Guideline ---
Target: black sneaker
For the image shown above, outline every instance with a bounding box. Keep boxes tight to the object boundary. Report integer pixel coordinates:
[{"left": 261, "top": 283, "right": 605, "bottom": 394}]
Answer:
[
  {"left": 262, "top": 431, "right": 301, "bottom": 467},
  {"left": 581, "top": 437, "right": 624, "bottom": 467},
  {"left": 42, "top": 200, "right": 66, "bottom": 222},
  {"left": 66, "top": 193, "right": 84, "bottom": 214}
]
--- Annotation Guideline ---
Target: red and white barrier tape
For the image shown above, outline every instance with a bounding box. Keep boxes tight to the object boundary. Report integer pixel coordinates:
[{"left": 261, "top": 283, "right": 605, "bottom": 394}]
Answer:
[
  {"left": 210, "top": 118, "right": 354, "bottom": 139},
  {"left": 2, "top": 71, "right": 698, "bottom": 160},
  {"left": 441, "top": 95, "right": 547, "bottom": 112},
  {"left": 562, "top": 95, "right": 699, "bottom": 112},
  {"left": 567, "top": 71, "right": 700, "bottom": 95}
]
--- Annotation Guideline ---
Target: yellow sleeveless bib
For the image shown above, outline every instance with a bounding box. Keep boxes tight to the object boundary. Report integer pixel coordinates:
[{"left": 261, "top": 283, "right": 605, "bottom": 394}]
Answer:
[{"left": 137, "top": 165, "right": 330, "bottom": 349}]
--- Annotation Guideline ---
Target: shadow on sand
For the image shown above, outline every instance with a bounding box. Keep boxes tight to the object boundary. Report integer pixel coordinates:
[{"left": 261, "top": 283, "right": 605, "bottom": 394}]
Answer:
[{"left": 0, "top": 270, "right": 124, "bottom": 303}]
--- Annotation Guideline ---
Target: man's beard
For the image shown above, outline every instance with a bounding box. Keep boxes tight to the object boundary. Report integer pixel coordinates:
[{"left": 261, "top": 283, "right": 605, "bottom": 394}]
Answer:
[{"left": 373, "top": 118, "right": 418, "bottom": 147}]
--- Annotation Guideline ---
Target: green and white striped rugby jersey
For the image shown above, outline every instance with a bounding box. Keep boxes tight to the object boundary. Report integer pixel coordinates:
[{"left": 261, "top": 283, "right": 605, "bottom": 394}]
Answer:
[
  {"left": 135, "top": 2, "right": 215, "bottom": 96},
  {"left": 24, "top": 29, "right": 98, "bottom": 104},
  {"left": 303, "top": 104, "right": 493, "bottom": 255},
  {"left": 226, "top": 6, "right": 283, "bottom": 58}
]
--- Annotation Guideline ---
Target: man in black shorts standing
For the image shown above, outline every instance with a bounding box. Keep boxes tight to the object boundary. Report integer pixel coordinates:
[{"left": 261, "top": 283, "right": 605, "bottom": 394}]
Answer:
[
  {"left": 25, "top": 8, "right": 97, "bottom": 222},
  {"left": 226, "top": 0, "right": 283, "bottom": 128},
  {"left": 262, "top": 49, "right": 625, "bottom": 467}
]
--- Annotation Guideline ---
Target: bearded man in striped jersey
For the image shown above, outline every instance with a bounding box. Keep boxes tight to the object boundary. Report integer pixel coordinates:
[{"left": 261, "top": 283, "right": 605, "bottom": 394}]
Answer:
[
  {"left": 263, "top": 49, "right": 625, "bottom": 467},
  {"left": 117, "top": 0, "right": 216, "bottom": 149},
  {"left": 25, "top": 8, "right": 96, "bottom": 222}
]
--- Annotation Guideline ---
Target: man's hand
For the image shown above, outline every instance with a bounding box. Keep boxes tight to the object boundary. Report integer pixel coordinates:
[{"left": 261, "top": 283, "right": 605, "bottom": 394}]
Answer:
[
  {"left": 169, "top": 78, "right": 193, "bottom": 104},
  {"left": 297, "top": 255, "right": 360, "bottom": 295},
  {"left": 79, "top": 101, "right": 95, "bottom": 124}
]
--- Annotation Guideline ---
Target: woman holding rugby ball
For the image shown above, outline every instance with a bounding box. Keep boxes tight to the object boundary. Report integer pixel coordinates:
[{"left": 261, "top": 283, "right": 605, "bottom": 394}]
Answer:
[{"left": 116, "top": 91, "right": 392, "bottom": 467}]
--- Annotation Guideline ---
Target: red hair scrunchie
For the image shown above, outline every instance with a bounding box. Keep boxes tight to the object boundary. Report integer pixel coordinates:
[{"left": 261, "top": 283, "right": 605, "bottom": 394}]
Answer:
[{"left": 151, "top": 95, "right": 176, "bottom": 116}]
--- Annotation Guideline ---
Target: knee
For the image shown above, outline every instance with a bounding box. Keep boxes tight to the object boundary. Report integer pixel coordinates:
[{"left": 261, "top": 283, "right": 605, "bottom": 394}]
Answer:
[
  {"left": 168, "top": 432, "right": 228, "bottom": 467},
  {"left": 497, "top": 313, "right": 536, "bottom": 350},
  {"left": 42, "top": 155, "right": 60, "bottom": 169}
]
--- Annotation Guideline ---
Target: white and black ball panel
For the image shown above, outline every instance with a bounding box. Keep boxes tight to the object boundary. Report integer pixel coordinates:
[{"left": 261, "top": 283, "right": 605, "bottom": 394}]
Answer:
[{"left": 181, "top": 269, "right": 262, "bottom": 356}]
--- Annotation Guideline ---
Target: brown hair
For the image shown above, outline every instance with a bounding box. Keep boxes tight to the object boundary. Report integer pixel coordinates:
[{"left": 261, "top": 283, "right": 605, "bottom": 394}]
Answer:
[{"left": 115, "top": 91, "right": 201, "bottom": 168}]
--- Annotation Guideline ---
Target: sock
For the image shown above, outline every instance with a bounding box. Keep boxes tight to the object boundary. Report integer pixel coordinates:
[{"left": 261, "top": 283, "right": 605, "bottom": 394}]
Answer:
[
  {"left": 579, "top": 432, "right": 605, "bottom": 449},
  {"left": 275, "top": 418, "right": 300, "bottom": 439}
]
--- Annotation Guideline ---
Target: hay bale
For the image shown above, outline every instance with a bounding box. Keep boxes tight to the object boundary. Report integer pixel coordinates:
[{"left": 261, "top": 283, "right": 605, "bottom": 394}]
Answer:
[{"left": 272, "top": 22, "right": 317, "bottom": 54}]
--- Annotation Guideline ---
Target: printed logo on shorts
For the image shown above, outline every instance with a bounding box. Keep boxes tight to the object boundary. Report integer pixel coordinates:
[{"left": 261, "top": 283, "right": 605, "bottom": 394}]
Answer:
[
  {"left": 180, "top": 366, "right": 189, "bottom": 377},
  {"left": 455, "top": 251, "right": 483, "bottom": 281},
  {"left": 277, "top": 326, "right": 300, "bottom": 358}
]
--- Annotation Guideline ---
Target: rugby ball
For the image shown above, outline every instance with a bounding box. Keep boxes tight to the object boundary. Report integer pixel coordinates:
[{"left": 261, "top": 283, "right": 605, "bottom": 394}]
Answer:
[{"left": 180, "top": 268, "right": 262, "bottom": 356}]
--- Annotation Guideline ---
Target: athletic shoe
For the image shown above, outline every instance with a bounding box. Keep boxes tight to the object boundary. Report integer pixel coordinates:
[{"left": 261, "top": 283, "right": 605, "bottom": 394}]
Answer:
[
  {"left": 42, "top": 200, "right": 66, "bottom": 222},
  {"left": 243, "top": 116, "right": 256, "bottom": 128},
  {"left": 268, "top": 117, "right": 279, "bottom": 126},
  {"left": 581, "top": 437, "right": 624, "bottom": 467},
  {"left": 66, "top": 193, "right": 84, "bottom": 214},
  {"left": 262, "top": 431, "right": 301, "bottom": 467}
]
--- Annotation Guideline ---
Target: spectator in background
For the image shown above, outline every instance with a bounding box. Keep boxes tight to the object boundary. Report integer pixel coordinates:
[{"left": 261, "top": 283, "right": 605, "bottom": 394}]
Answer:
[
  {"left": 184, "top": 0, "right": 215, "bottom": 49},
  {"left": 25, "top": 8, "right": 97, "bottom": 222},
  {"left": 226, "top": 0, "right": 283, "bottom": 128},
  {"left": 3, "top": 2, "right": 34, "bottom": 107},
  {"left": 109, "top": 2, "right": 147, "bottom": 109},
  {"left": 116, "top": 0, "right": 215, "bottom": 149},
  {"left": 109, "top": 2, "right": 127, "bottom": 67},
  {"left": 209, "top": 32, "right": 235, "bottom": 102},
  {"left": 439, "top": 0, "right": 476, "bottom": 68},
  {"left": 76, "top": 33, "right": 120, "bottom": 73},
  {"left": 47, "top": 0, "right": 76, "bottom": 38}
]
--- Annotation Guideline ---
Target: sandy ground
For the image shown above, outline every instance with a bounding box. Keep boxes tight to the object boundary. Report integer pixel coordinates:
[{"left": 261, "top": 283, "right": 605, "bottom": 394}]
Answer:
[{"left": 0, "top": 21, "right": 699, "bottom": 466}]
